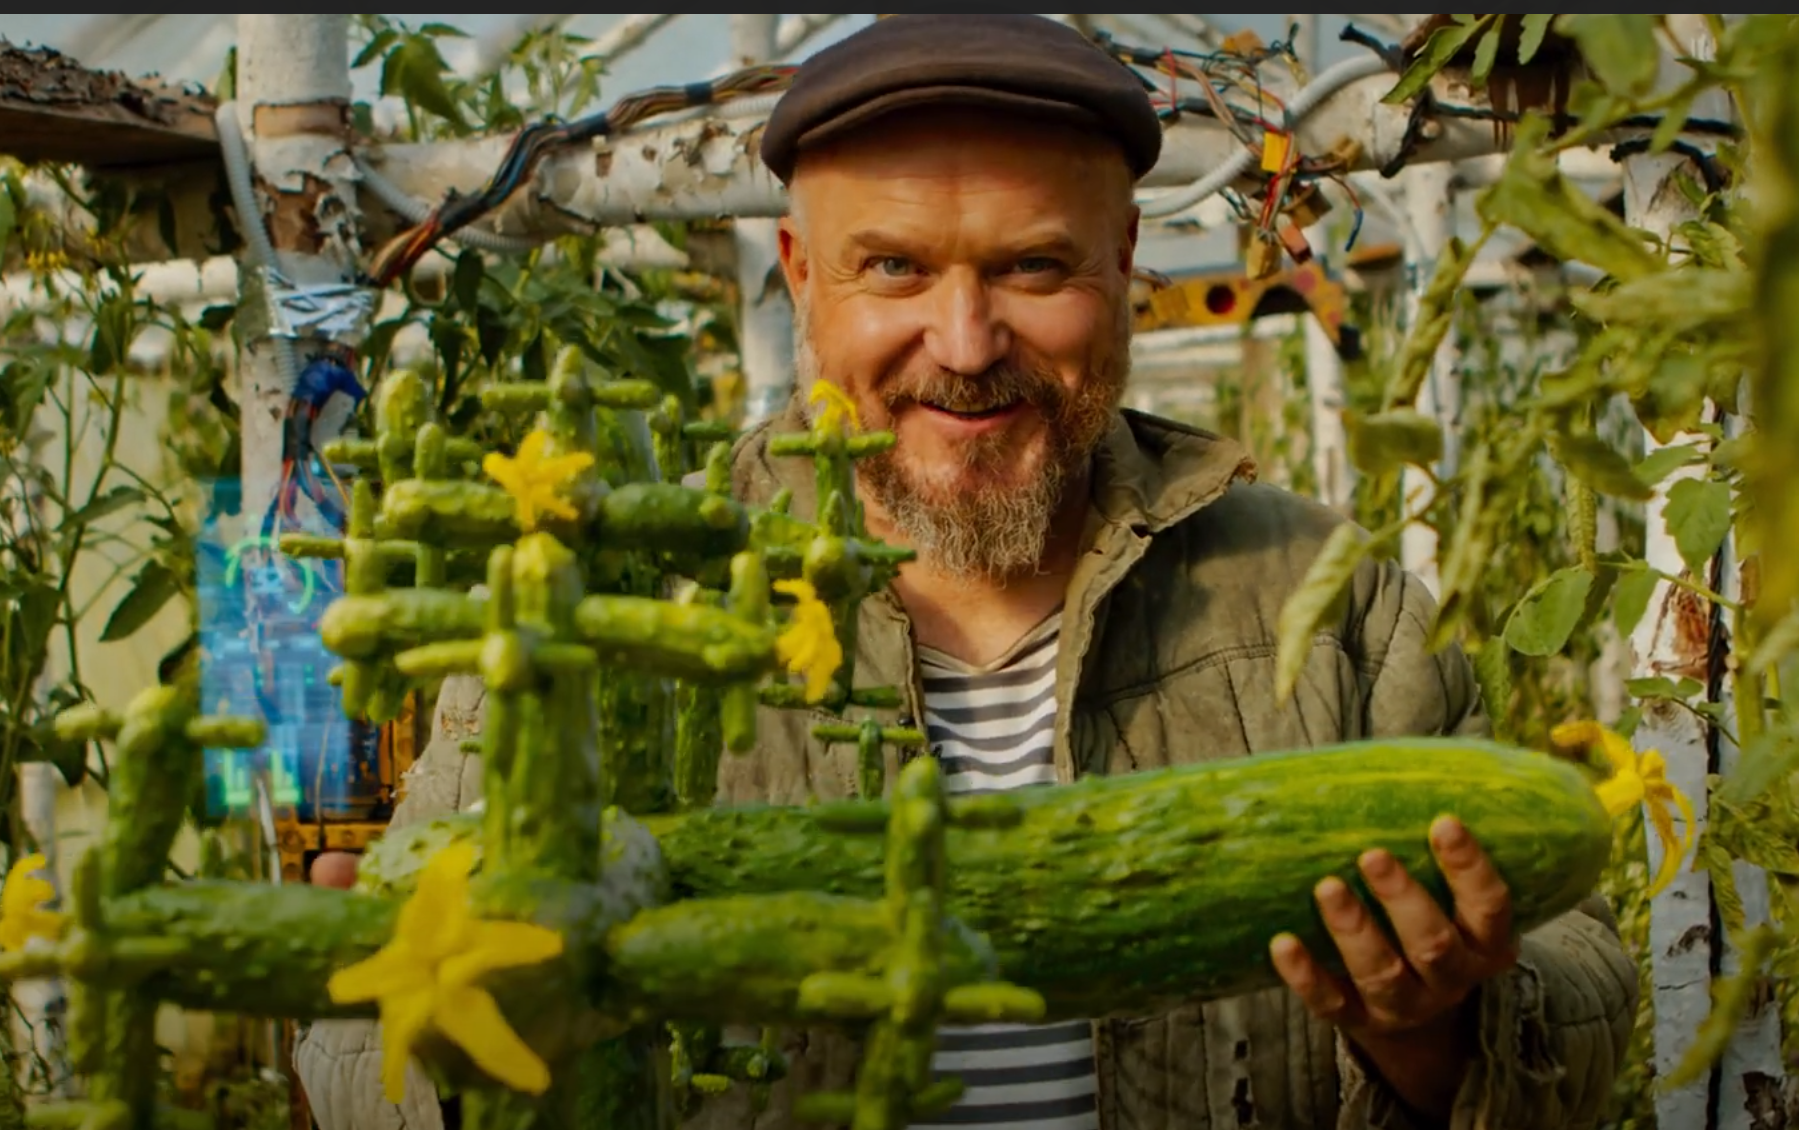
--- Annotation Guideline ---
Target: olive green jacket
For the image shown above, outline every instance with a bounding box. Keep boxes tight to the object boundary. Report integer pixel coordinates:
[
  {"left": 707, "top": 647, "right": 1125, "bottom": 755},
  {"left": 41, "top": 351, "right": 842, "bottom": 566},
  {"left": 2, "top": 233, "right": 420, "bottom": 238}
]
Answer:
[{"left": 295, "top": 402, "right": 1637, "bottom": 1130}]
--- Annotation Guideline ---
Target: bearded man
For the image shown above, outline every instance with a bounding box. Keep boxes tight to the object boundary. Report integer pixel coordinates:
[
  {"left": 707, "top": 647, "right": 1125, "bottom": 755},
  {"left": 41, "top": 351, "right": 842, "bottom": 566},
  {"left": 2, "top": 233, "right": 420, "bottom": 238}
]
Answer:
[{"left": 297, "top": 14, "right": 1636, "bottom": 1130}]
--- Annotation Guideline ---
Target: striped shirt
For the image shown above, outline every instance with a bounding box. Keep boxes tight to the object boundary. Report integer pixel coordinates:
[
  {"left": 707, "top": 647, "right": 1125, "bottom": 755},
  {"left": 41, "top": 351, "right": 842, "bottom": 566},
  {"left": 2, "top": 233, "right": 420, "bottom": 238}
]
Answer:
[{"left": 913, "top": 612, "right": 1098, "bottom": 1130}]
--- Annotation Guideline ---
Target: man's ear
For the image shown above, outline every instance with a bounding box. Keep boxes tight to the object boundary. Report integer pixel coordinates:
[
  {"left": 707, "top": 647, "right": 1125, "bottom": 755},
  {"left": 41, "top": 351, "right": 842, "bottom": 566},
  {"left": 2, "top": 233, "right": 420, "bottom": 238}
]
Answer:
[
  {"left": 777, "top": 215, "right": 809, "bottom": 296},
  {"left": 1119, "top": 204, "right": 1141, "bottom": 279}
]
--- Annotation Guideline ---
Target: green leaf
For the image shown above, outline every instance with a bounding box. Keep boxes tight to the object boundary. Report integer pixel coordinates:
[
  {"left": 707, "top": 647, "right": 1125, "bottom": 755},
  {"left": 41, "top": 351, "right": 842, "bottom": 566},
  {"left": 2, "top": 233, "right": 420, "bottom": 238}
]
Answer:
[
  {"left": 0, "top": 187, "right": 14, "bottom": 270},
  {"left": 1344, "top": 409, "right": 1444, "bottom": 476},
  {"left": 100, "top": 561, "right": 180, "bottom": 643},
  {"left": 1664, "top": 477, "right": 1733, "bottom": 572},
  {"left": 1555, "top": 14, "right": 1664, "bottom": 97},
  {"left": 1472, "top": 640, "right": 1514, "bottom": 733},
  {"left": 1275, "top": 524, "right": 1373, "bottom": 703},
  {"left": 1517, "top": 13, "right": 1553, "bottom": 64},
  {"left": 1651, "top": 92, "right": 1695, "bottom": 155},
  {"left": 1612, "top": 569, "right": 1659, "bottom": 637},
  {"left": 1626, "top": 675, "right": 1704, "bottom": 700},
  {"left": 452, "top": 248, "right": 485, "bottom": 312},
  {"left": 1634, "top": 442, "right": 1705, "bottom": 489},
  {"left": 1476, "top": 116, "right": 1663, "bottom": 284},
  {"left": 1554, "top": 434, "right": 1654, "bottom": 500},
  {"left": 1471, "top": 20, "right": 1505, "bottom": 86},
  {"left": 59, "top": 486, "right": 146, "bottom": 532},
  {"left": 1746, "top": 606, "right": 1799, "bottom": 674},
  {"left": 1502, "top": 567, "right": 1594, "bottom": 657},
  {"left": 1383, "top": 16, "right": 1495, "bottom": 104}
]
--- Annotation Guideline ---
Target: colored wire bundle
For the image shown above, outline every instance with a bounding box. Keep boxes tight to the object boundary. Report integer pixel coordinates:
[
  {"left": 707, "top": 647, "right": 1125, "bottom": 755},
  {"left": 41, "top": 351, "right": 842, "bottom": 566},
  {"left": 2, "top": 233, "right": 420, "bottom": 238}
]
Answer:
[{"left": 367, "top": 63, "right": 797, "bottom": 286}]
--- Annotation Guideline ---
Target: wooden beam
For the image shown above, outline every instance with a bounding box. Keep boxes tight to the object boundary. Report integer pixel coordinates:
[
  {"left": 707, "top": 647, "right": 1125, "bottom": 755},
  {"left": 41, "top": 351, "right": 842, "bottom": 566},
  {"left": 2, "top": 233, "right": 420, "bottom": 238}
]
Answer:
[{"left": 0, "top": 43, "right": 219, "bottom": 169}]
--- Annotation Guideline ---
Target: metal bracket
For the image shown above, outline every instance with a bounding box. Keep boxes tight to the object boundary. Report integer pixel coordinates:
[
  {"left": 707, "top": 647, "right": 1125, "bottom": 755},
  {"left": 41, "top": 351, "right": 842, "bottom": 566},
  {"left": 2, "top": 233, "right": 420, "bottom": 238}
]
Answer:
[{"left": 237, "top": 262, "right": 379, "bottom": 349}]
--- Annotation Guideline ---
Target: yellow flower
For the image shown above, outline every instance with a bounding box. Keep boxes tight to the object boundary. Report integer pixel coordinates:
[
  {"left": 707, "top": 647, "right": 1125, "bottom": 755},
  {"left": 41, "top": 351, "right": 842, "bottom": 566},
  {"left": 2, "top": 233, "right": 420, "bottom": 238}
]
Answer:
[
  {"left": 0, "top": 854, "right": 64, "bottom": 953},
  {"left": 482, "top": 430, "right": 595, "bottom": 532},
  {"left": 1550, "top": 720, "right": 1697, "bottom": 897},
  {"left": 773, "top": 579, "right": 843, "bottom": 704},
  {"left": 326, "top": 843, "right": 564, "bottom": 1102},
  {"left": 808, "top": 381, "right": 861, "bottom": 436}
]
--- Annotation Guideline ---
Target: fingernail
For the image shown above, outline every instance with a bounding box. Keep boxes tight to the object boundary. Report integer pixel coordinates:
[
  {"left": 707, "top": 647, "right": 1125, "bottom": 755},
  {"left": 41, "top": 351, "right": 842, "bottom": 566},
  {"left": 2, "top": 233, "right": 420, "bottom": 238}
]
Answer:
[
  {"left": 1315, "top": 877, "right": 1350, "bottom": 906},
  {"left": 1431, "top": 815, "right": 1469, "bottom": 851},
  {"left": 1269, "top": 933, "right": 1301, "bottom": 962},
  {"left": 1359, "top": 849, "right": 1396, "bottom": 879}
]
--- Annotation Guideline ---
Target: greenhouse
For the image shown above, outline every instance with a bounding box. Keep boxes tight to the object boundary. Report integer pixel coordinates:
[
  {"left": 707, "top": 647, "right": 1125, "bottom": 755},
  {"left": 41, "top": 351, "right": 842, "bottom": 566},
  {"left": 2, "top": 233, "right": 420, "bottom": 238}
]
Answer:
[{"left": 0, "top": 11, "right": 1792, "bottom": 1130}]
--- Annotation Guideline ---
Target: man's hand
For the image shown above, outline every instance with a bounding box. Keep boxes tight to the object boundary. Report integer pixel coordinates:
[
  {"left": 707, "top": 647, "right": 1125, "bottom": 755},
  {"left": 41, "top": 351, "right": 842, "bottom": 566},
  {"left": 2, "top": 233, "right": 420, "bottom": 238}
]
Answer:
[
  {"left": 1268, "top": 815, "right": 1518, "bottom": 1118},
  {"left": 310, "top": 851, "right": 360, "bottom": 890}
]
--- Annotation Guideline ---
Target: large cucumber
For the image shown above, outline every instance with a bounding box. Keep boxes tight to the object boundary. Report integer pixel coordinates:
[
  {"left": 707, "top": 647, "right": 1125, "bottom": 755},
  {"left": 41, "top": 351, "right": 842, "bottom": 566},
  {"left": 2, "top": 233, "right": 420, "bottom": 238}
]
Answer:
[{"left": 363, "top": 738, "right": 1614, "bottom": 1021}]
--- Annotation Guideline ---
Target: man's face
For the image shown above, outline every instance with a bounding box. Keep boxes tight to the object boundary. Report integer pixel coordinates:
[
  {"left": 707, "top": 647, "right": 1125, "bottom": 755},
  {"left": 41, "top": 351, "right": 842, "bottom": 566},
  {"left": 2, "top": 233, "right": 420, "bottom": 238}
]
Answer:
[{"left": 779, "top": 109, "right": 1140, "bottom": 581}]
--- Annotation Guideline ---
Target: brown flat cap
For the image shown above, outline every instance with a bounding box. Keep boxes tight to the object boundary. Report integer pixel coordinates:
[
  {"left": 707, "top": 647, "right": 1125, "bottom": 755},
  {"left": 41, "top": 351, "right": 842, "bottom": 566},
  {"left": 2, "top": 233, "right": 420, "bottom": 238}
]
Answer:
[{"left": 760, "top": 14, "right": 1163, "bottom": 184}]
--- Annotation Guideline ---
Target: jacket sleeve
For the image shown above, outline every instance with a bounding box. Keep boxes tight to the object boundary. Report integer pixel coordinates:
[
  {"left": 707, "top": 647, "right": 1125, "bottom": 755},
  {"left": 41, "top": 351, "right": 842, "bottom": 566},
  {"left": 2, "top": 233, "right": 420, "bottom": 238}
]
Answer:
[
  {"left": 1335, "top": 560, "right": 1640, "bottom": 1129},
  {"left": 291, "top": 673, "right": 489, "bottom": 1130}
]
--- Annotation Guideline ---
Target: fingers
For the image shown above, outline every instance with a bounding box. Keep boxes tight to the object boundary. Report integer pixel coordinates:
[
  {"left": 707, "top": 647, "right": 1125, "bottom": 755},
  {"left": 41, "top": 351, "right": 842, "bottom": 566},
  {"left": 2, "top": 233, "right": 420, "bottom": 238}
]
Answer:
[
  {"left": 1269, "top": 932, "right": 1363, "bottom": 1028},
  {"left": 1429, "top": 816, "right": 1516, "bottom": 958},
  {"left": 1356, "top": 849, "right": 1476, "bottom": 999},
  {"left": 310, "top": 851, "right": 360, "bottom": 890},
  {"left": 1313, "top": 873, "right": 1432, "bottom": 1018}
]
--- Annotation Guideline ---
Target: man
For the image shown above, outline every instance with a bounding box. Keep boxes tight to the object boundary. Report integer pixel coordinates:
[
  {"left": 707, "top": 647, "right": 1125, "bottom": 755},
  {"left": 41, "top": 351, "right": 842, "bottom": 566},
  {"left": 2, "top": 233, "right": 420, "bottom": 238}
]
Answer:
[{"left": 299, "top": 14, "right": 1636, "bottom": 1130}]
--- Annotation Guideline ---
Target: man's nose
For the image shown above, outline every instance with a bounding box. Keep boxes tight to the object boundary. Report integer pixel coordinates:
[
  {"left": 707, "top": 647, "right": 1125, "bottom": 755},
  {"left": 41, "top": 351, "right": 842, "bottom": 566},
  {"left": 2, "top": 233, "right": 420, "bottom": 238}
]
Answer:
[{"left": 922, "top": 271, "right": 1010, "bottom": 375}]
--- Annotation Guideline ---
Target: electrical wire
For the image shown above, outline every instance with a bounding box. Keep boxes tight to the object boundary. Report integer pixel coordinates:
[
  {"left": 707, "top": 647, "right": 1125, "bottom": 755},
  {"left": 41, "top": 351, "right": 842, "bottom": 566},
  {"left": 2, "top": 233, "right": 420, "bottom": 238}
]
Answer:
[
  {"left": 1139, "top": 53, "right": 1392, "bottom": 220},
  {"left": 365, "top": 63, "right": 796, "bottom": 285}
]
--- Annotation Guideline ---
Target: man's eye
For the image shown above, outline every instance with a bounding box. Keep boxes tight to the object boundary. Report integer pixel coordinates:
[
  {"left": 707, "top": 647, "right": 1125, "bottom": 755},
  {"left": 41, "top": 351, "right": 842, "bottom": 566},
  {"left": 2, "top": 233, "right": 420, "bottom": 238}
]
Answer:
[
  {"left": 1015, "top": 257, "right": 1060, "bottom": 274},
  {"left": 873, "top": 257, "right": 916, "bottom": 277}
]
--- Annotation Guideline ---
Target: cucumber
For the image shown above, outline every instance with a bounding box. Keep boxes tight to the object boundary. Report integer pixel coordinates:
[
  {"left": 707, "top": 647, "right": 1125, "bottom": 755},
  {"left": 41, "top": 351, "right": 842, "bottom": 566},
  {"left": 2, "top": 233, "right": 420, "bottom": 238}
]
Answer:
[{"left": 366, "top": 737, "right": 1614, "bottom": 1022}]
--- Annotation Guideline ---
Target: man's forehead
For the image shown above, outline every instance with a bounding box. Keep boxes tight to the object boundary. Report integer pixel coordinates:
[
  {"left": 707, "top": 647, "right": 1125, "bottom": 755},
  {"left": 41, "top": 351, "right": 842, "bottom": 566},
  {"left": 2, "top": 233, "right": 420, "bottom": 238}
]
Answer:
[{"left": 787, "top": 112, "right": 1130, "bottom": 232}]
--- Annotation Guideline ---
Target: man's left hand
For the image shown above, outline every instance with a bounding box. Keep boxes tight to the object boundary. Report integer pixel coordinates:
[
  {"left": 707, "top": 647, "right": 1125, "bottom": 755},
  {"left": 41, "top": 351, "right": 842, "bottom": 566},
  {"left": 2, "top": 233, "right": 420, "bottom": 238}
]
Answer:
[{"left": 1269, "top": 814, "right": 1519, "bottom": 1044}]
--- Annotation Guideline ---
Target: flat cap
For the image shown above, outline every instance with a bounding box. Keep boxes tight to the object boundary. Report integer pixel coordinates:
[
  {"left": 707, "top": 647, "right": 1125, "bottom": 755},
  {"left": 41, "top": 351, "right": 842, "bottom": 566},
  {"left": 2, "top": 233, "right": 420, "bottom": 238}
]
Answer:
[{"left": 760, "top": 14, "right": 1163, "bottom": 184}]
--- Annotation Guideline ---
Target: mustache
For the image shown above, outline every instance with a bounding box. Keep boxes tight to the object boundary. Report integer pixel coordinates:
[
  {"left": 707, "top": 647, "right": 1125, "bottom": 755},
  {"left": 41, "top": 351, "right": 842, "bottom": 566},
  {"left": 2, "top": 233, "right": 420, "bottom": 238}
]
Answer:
[{"left": 881, "top": 363, "right": 1065, "bottom": 413}]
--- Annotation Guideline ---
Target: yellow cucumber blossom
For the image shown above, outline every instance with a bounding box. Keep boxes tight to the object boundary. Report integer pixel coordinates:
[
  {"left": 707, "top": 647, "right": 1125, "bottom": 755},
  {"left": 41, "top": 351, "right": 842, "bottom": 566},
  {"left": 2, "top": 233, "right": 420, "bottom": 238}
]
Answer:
[
  {"left": 808, "top": 380, "right": 861, "bottom": 436},
  {"left": 326, "top": 843, "right": 564, "bottom": 1102},
  {"left": 1551, "top": 720, "right": 1696, "bottom": 897},
  {"left": 0, "top": 854, "right": 64, "bottom": 953},
  {"left": 774, "top": 579, "right": 843, "bottom": 704},
  {"left": 482, "top": 430, "right": 595, "bottom": 532}
]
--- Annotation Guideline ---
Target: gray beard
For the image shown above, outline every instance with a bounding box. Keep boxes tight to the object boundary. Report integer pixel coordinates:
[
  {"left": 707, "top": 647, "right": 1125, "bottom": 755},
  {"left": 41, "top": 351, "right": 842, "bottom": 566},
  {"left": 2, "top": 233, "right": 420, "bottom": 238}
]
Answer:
[{"left": 793, "top": 310, "right": 1070, "bottom": 583}]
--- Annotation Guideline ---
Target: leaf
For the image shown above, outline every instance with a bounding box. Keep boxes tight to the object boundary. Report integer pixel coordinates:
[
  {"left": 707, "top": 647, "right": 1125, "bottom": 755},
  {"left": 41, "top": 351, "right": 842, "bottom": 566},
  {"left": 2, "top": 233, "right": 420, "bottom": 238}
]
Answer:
[
  {"left": 1517, "top": 13, "right": 1553, "bottom": 64},
  {"left": 1345, "top": 409, "right": 1444, "bottom": 476},
  {"left": 1555, "top": 15, "right": 1664, "bottom": 97},
  {"left": 1746, "top": 606, "right": 1799, "bottom": 674},
  {"left": 1472, "top": 640, "right": 1514, "bottom": 735},
  {"left": 1613, "top": 569, "right": 1660, "bottom": 638},
  {"left": 1652, "top": 92, "right": 1695, "bottom": 155},
  {"left": 1502, "top": 567, "right": 1595, "bottom": 657},
  {"left": 1471, "top": 21, "right": 1505, "bottom": 86},
  {"left": 1477, "top": 116, "right": 1663, "bottom": 283},
  {"left": 1634, "top": 442, "right": 1705, "bottom": 489},
  {"left": 1663, "top": 477, "right": 1733, "bottom": 572},
  {"left": 1554, "top": 434, "right": 1654, "bottom": 500},
  {"left": 59, "top": 486, "right": 146, "bottom": 532},
  {"left": 1275, "top": 524, "right": 1373, "bottom": 704},
  {"left": 1718, "top": 730, "right": 1799, "bottom": 806},
  {"left": 452, "top": 248, "right": 485, "bottom": 312},
  {"left": 0, "top": 186, "right": 14, "bottom": 270},
  {"left": 1626, "top": 675, "right": 1705, "bottom": 700},
  {"left": 1382, "top": 16, "right": 1495, "bottom": 104},
  {"left": 100, "top": 561, "right": 180, "bottom": 643}
]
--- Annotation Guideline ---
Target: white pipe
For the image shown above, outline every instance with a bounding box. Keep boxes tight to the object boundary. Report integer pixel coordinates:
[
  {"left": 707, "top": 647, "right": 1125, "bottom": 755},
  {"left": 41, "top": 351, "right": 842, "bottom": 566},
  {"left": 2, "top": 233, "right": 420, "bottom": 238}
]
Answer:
[
  {"left": 1138, "top": 54, "right": 1394, "bottom": 219},
  {"left": 729, "top": 14, "right": 798, "bottom": 429},
  {"left": 214, "top": 101, "right": 302, "bottom": 397},
  {"left": 776, "top": 14, "right": 845, "bottom": 58},
  {"left": 1396, "top": 148, "right": 1457, "bottom": 597}
]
